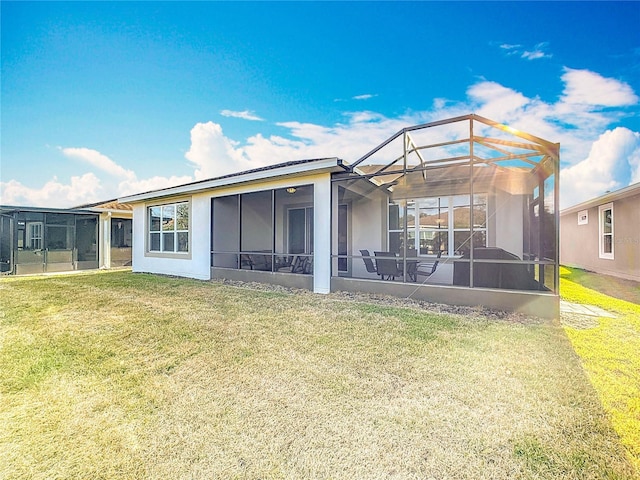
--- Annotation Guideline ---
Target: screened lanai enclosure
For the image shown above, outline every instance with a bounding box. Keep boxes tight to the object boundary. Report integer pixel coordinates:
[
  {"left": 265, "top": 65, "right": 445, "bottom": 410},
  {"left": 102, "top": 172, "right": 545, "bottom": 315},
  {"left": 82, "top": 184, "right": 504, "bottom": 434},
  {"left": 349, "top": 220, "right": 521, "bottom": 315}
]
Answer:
[
  {"left": 211, "top": 184, "right": 316, "bottom": 287},
  {"left": 330, "top": 114, "right": 559, "bottom": 294},
  {"left": 0, "top": 207, "right": 99, "bottom": 275}
]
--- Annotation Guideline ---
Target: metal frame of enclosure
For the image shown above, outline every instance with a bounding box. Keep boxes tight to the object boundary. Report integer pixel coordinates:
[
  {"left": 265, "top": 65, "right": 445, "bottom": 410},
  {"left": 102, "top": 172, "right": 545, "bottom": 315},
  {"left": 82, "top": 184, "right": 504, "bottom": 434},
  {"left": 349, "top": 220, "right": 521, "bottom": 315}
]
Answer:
[
  {"left": 330, "top": 114, "right": 560, "bottom": 295},
  {"left": 0, "top": 206, "right": 100, "bottom": 275},
  {"left": 0, "top": 204, "right": 133, "bottom": 275}
]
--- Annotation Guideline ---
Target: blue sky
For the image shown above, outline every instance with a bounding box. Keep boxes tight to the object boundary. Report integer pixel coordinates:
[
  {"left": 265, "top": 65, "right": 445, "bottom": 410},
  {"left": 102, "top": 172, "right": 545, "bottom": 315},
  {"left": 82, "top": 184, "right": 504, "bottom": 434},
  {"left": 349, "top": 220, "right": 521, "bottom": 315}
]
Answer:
[{"left": 2, "top": 1, "right": 639, "bottom": 209}]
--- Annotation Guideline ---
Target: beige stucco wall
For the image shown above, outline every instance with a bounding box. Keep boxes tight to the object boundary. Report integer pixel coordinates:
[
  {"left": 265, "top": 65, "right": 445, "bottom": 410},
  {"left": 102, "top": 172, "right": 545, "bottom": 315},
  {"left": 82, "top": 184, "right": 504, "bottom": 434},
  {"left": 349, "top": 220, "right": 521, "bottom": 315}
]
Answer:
[{"left": 560, "top": 192, "right": 640, "bottom": 281}]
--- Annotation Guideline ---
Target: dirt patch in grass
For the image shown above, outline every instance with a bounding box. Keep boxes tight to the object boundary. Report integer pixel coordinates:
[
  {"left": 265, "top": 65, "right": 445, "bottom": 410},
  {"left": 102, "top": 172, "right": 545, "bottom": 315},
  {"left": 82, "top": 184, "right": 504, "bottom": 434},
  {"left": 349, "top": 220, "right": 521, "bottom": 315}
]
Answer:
[
  {"left": 560, "top": 313, "right": 600, "bottom": 330},
  {"left": 1, "top": 271, "right": 636, "bottom": 479}
]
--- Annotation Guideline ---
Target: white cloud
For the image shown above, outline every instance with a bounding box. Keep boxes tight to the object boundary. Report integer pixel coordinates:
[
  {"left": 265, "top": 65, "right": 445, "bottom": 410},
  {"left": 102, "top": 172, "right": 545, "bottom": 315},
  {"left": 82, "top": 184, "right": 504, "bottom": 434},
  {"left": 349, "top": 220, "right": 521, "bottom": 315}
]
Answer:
[
  {"left": 498, "top": 42, "right": 551, "bottom": 60},
  {"left": 467, "top": 81, "right": 530, "bottom": 121},
  {"left": 182, "top": 70, "right": 639, "bottom": 210},
  {"left": 561, "top": 127, "right": 640, "bottom": 207},
  {"left": 4, "top": 66, "right": 639, "bottom": 211},
  {"left": 184, "top": 121, "right": 252, "bottom": 179},
  {"left": 118, "top": 175, "right": 193, "bottom": 197},
  {"left": 560, "top": 67, "right": 638, "bottom": 107},
  {"left": 0, "top": 173, "right": 103, "bottom": 208},
  {"left": 60, "top": 147, "right": 136, "bottom": 180},
  {"left": 500, "top": 43, "right": 521, "bottom": 51},
  {"left": 625, "top": 134, "right": 640, "bottom": 185},
  {"left": 521, "top": 50, "right": 548, "bottom": 60},
  {"left": 0, "top": 143, "right": 196, "bottom": 207},
  {"left": 220, "top": 109, "right": 264, "bottom": 121},
  {"left": 352, "top": 94, "right": 377, "bottom": 100},
  {"left": 521, "top": 42, "right": 552, "bottom": 60}
]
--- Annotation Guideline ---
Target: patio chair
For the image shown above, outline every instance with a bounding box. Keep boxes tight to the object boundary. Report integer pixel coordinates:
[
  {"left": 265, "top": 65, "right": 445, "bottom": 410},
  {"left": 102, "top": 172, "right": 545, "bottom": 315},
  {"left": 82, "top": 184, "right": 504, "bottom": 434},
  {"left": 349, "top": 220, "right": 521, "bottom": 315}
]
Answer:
[
  {"left": 360, "top": 249, "right": 377, "bottom": 274},
  {"left": 404, "top": 248, "right": 419, "bottom": 282},
  {"left": 374, "top": 251, "right": 403, "bottom": 281},
  {"left": 240, "top": 254, "right": 254, "bottom": 270},
  {"left": 302, "top": 256, "right": 313, "bottom": 274},
  {"left": 286, "top": 255, "right": 305, "bottom": 273},
  {"left": 416, "top": 250, "right": 442, "bottom": 279}
]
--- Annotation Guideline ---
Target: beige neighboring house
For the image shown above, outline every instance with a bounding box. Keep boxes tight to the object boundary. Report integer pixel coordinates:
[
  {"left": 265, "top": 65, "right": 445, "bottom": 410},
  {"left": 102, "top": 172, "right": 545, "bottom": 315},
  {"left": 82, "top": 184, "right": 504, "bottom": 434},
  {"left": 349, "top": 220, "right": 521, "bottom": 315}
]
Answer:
[{"left": 560, "top": 182, "right": 640, "bottom": 282}]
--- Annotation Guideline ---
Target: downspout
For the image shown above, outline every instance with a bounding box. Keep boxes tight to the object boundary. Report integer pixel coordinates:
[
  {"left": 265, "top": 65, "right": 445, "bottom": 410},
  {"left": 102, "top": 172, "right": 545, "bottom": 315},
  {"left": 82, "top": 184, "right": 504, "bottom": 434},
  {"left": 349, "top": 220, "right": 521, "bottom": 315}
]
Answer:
[
  {"left": 469, "top": 117, "right": 475, "bottom": 288},
  {"left": 402, "top": 131, "right": 408, "bottom": 282}
]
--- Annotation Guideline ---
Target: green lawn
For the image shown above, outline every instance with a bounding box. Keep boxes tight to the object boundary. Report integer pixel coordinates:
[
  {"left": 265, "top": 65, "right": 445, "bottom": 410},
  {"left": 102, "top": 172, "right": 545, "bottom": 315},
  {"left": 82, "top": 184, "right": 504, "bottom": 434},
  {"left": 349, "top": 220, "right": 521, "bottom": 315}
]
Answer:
[
  {"left": 560, "top": 266, "right": 640, "bottom": 474},
  {"left": 0, "top": 271, "right": 636, "bottom": 479}
]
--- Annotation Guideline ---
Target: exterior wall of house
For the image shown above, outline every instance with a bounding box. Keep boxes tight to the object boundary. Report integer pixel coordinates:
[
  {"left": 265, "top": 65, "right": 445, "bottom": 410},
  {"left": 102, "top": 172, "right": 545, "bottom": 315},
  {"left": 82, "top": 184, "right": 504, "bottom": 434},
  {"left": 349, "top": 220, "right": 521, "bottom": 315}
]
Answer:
[
  {"left": 491, "top": 189, "right": 525, "bottom": 258},
  {"left": 132, "top": 171, "right": 334, "bottom": 290},
  {"left": 132, "top": 193, "right": 212, "bottom": 280},
  {"left": 560, "top": 191, "right": 640, "bottom": 281},
  {"left": 349, "top": 193, "right": 387, "bottom": 279}
]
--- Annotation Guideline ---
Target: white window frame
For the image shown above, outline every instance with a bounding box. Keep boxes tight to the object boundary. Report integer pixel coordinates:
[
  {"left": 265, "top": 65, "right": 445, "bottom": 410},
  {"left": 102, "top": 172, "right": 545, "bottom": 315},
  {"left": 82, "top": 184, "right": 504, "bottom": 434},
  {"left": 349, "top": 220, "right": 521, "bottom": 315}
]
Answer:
[
  {"left": 389, "top": 194, "right": 487, "bottom": 256},
  {"left": 598, "top": 203, "right": 614, "bottom": 260},
  {"left": 147, "top": 200, "right": 190, "bottom": 255},
  {"left": 27, "top": 222, "right": 43, "bottom": 250}
]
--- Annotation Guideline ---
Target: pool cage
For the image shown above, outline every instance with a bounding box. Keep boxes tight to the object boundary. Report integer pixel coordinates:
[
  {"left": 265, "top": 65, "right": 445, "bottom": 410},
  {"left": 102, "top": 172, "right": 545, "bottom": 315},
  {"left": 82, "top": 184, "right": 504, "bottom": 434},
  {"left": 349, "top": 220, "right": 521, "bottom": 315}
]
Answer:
[{"left": 331, "top": 114, "right": 559, "bottom": 293}]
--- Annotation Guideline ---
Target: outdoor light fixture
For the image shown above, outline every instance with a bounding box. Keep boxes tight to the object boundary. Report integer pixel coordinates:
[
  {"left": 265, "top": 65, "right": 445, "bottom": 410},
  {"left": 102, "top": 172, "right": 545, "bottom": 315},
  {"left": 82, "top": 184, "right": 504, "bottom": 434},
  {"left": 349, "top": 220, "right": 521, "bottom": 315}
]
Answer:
[{"left": 286, "top": 187, "right": 297, "bottom": 194}]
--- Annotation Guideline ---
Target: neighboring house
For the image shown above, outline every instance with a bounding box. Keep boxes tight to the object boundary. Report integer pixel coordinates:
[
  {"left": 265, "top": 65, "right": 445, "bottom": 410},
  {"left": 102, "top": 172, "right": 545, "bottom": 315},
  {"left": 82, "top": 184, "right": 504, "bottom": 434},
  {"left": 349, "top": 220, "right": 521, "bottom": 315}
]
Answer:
[
  {"left": 560, "top": 182, "right": 640, "bottom": 282},
  {"left": 76, "top": 199, "right": 134, "bottom": 269},
  {"left": 0, "top": 200, "right": 132, "bottom": 275},
  {"left": 119, "top": 114, "right": 560, "bottom": 318}
]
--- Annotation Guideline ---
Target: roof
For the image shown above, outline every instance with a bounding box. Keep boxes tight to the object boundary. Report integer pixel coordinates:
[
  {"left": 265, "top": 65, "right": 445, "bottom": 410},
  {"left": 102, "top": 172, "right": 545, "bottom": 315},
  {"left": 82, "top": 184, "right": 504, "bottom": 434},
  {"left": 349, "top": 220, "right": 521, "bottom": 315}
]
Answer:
[
  {"left": 0, "top": 205, "right": 100, "bottom": 216},
  {"left": 74, "top": 198, "right": 133, "bottom": 211},
  {"left": 119, "top": 157, "right": 347, "bottom": 203},
  {"left": 560, "top": 182, "right": 640, "bottom": 215}
]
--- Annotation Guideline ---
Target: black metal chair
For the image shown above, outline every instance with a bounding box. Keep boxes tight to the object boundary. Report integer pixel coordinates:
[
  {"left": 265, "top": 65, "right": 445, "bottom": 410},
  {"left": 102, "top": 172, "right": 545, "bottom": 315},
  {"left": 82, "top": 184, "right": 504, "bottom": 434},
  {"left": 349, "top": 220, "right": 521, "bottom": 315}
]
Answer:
[
  {"left": 416, "top": 250, "right": 442, "bottom": 279},
  {"left": 374, "top": 251, "right": 403, "bottom": 280},
  {"left": 404, "top": 248, "right": 418, "bottom": 282},
  {"left": 360, "top": 249, "right": 377, "bottom": 274}
]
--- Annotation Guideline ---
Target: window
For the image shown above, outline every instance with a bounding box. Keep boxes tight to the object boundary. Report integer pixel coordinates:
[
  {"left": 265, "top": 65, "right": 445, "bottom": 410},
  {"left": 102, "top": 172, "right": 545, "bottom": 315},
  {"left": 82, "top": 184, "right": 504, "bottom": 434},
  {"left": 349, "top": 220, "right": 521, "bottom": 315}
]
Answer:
[
  {"left": 148, "top": 201, "right": 189, "bottom": 253},
  {"left": 599, "top": 203, "right": 613, "bottom": 259},
  {"left": 389, "top": 194, "right": 487, "bottom": 256},
  {"left": 27, "top": 222, "right": 43, "bottom": 250}
]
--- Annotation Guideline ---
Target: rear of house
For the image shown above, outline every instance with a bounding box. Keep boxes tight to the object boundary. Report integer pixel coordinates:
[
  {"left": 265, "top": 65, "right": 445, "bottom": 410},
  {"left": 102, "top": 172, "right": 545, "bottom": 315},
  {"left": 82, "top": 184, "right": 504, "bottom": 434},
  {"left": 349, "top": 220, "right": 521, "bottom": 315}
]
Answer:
[
  {"left": 120, "top": 114, "right": 560, "bottom": 318},
  {"left": 560, "top": 182, "right": 640, "bottom": 282}
]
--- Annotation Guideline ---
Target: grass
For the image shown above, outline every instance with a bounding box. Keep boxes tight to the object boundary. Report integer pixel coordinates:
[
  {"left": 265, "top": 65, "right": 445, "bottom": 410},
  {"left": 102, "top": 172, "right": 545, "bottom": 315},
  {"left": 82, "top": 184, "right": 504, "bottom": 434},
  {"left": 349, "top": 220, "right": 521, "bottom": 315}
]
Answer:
[
  {"left": 0, "top": 270, "right": 636, "bottom": 479},
  {"left": 560, "top": 266, "right": 640, "bottom": 474}
]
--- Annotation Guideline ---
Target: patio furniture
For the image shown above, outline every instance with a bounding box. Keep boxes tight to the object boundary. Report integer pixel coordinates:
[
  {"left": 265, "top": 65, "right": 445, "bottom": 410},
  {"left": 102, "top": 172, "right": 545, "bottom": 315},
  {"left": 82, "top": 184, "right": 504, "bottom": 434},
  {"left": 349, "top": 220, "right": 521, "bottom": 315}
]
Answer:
[
  {"left": 360, "top": 249, "right": 377, "bottom": 274},
  {"left": 415, "top": 250, "right": 442, "bottom": 280},
  {"left": 241, "top": 252, "right": 273, "bottom": 271},
  {"left": 302, "top": 256, "right": 313, "bottom": 274},
  {"left": 404, "top": 248, "right": 419, "bottom": 282},
  {"left": 374, "top": 251, "right": 403, "bottom": 280},
  {"left": 453, "top": 247, "right": 538, "bottom": 290}
]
